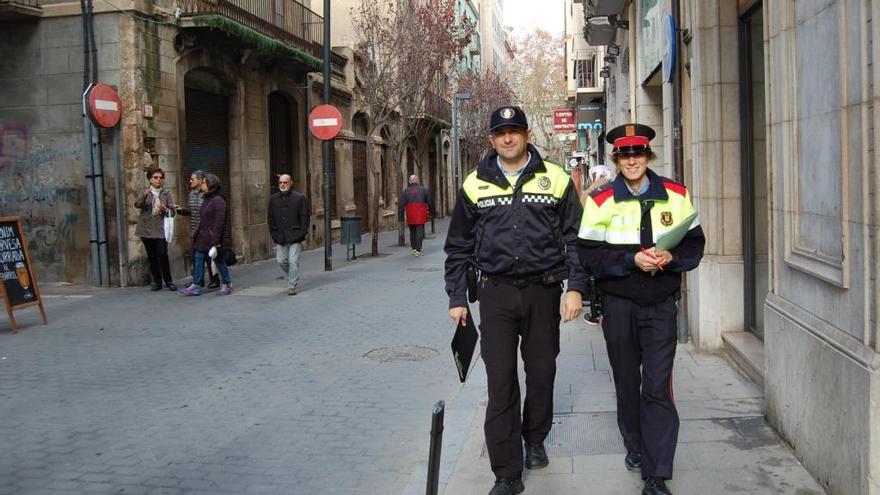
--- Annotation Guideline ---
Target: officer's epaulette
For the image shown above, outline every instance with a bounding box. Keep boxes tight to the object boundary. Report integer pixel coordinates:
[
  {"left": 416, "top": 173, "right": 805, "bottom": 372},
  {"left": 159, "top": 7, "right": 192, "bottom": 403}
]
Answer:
[
  {"left": 661, "top": 178, "right": 687, "bottom": 197},
  {"left": 588, "top": 182, "right": 615, "bottom": 207}
]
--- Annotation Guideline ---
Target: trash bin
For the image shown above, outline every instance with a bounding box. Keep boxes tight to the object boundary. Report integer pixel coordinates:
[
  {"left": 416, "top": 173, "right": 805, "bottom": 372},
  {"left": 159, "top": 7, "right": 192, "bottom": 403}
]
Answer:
[{"left": 340, "top": 216, "right": 362, "bottom": 245}]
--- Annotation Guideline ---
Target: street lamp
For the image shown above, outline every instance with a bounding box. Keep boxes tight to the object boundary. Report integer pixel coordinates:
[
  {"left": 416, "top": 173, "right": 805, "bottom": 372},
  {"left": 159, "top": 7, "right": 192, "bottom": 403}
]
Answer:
[{"left": 451, "top": 91, "right": 472, "bottom": 192}]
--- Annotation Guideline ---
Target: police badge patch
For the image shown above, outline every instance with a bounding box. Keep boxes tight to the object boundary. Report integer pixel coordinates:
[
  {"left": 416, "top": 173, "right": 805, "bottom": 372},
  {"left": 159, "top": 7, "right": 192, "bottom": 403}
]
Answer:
[
  {"left": 661, "top": 211, "right": 673, "bottom": 226},
  {"left": 538, "top": 177, "right": 551, "bottom": 190},
  {"left": 501, "top": 108, "right": 515, "bottom": 119}
]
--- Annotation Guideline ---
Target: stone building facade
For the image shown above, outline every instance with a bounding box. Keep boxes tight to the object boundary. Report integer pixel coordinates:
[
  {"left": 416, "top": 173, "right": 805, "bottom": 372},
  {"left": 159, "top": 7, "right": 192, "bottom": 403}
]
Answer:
[{"left": 0, "top": 0, "right": 450, "bottom": 286}]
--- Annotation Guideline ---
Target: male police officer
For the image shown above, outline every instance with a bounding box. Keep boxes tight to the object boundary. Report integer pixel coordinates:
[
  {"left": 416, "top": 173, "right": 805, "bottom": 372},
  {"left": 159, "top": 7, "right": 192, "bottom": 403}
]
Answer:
[
  {"left": 445, "top": 106, "right": 586, "bottom": 495},
  {"left": 577, "top": 123, "right": 705, "bottom": 495}
]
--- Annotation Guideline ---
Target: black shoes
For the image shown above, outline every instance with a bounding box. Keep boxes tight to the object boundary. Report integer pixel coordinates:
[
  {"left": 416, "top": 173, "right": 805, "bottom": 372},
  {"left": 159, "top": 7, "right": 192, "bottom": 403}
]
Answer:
[
  {"left": 166, "top": 283, "right": 177, "bottom": 291},
  {"left": 642, "top": 477, "right": 672, "bottom": 495},
  {"left": 150, "top": 284, "right": 162, "bottom": 291},
  {"left": 625, "top": 452, "right": 642, "bottom": 471},
  {"left": 207, "top": 277, "right": 221, "bottom": 289},
  {"left": 488, "top": 478, "right": 524, "bottom": 495},
  {"left": 524, "top": 441, "right": 549, "bottom": 469}
]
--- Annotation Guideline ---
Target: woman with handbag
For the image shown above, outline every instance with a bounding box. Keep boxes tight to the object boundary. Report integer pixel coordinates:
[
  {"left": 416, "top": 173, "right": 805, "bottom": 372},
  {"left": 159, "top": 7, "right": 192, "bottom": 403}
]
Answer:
[
  {"left": 179, "top": 173, "right": 234, "bottom": 296},
  {"left": 134, "top": 167, "right": 177, "bottom": 291}
]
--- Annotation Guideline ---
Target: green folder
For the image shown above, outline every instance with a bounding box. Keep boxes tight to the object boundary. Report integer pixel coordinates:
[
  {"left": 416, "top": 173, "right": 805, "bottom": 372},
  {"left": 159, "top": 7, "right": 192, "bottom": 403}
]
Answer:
[
  {"left": 655, "top": 211, "right": 698, "bottom": 251},
  {"left": 651, "top": 211, "right": 698, "bottom": 275}
]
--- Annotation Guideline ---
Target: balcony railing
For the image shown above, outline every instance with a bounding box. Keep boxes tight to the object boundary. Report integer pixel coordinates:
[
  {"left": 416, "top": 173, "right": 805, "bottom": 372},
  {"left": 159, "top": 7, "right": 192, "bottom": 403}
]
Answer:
[
  {"left": 179, "top": 0, "right": 323, "bottom": 58},
  {"left": 424, "top": 92, "right": 452, "bottom": 124},
  {"left": 0, "top": 0, "right": 42, "bottom": 18},
  {"left": 0, "top": 0, "right": 40, "bottom": 7}
]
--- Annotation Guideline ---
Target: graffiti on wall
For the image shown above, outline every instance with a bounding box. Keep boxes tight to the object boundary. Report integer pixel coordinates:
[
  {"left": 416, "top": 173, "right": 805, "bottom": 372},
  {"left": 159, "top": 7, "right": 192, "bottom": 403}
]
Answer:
[{"left": 0, "top": 122, "right": 86, "bottom": 271}]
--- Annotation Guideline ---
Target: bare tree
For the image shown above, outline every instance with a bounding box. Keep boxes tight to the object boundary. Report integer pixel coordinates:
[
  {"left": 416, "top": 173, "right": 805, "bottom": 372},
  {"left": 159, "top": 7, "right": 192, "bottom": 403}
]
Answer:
[
  {"left": 456, "top": 69, "right": 516, "bottom": 172},
  {"left": 352, "top": 0, "right": 473, "bottom": 252},
  {"left": 508, "top": 29, "right": 568, "bottom": 163}
]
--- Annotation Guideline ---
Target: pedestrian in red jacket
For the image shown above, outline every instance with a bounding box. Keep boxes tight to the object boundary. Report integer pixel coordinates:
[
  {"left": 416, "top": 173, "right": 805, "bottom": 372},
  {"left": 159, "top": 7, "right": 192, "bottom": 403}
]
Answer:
[{"left": 398, "top": 175, "right": 435, "bottom": 256}]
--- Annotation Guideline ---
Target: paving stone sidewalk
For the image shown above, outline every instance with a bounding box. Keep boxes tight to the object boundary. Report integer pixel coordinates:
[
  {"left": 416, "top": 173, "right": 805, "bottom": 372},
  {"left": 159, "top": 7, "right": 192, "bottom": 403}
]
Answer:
[
  {"left": 1, "top": 219, "right": 827, "bottom": 495},
  {"left": 439, "top": 312, "right": 827, "bottom": 494}
]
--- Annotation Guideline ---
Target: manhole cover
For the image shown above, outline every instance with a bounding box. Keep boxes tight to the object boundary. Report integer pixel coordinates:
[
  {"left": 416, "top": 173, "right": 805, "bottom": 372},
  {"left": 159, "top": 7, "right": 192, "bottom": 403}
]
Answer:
[
  {"left": 406, "top": 267, "right": 442, "bottom": 272},
  {"left": 481, "top": 412, "right": 625, "bottom": 457},
  {"left": 364, "top": 345, "right": 439, "bottom": 362}
]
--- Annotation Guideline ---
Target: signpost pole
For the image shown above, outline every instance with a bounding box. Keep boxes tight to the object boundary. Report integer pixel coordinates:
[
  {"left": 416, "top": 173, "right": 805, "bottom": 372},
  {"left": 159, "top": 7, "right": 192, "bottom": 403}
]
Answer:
[
  {"left": 322, "top": 0, "right": 333, "bottom": 272},
  {"left": 82, "top": 89, "right": 102, "bottom": 286}
]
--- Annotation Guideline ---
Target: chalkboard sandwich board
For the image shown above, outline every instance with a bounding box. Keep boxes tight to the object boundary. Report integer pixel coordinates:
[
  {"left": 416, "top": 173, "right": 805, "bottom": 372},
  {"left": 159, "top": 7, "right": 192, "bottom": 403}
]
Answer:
[{"left": 0, "top": 216, "right": 48, "bottom": 333}]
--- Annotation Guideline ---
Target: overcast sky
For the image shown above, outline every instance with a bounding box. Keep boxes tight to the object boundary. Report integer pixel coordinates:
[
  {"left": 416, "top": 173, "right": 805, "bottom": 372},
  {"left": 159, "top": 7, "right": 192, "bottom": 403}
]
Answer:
[{"left": 503, "top": 0, "right": 565, "bottom": 36}]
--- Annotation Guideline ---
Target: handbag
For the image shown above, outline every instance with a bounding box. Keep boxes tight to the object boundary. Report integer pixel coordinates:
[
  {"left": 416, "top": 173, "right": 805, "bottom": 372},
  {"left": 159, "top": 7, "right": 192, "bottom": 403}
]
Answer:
[
  {"left": 222, "top": 247, "right": 238, "bottom": 266},
  {"left": 163, "top": 212, "right": 174, "bottom": 243}
]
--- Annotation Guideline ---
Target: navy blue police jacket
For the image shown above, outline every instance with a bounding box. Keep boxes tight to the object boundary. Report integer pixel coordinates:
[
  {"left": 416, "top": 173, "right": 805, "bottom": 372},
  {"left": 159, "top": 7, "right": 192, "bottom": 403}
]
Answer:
[{"left": 444, "top": 144, "right": 588, "bottom": 308}]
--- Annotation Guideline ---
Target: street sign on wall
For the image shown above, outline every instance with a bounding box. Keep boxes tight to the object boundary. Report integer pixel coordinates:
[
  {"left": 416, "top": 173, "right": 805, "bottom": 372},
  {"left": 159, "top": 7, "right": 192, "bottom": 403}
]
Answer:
[{"left": 552, "top": 108, "right": 577, "bottom": 132}]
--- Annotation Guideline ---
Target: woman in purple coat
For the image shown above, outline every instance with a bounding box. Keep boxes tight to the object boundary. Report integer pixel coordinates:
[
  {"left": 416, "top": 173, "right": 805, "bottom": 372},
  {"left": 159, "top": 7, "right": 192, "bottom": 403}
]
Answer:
[{"left": 179, "top": 174, "right": 233, "bottom": 296}]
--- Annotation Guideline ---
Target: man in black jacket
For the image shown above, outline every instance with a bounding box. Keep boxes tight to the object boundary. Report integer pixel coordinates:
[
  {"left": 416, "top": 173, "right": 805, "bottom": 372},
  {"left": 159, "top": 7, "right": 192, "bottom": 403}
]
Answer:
[
  {"left": 268, "top": 174, "right": 310, "bottom": 295},
  {"left": 444, "top": 106, "right": 586, "bottom": 495}
]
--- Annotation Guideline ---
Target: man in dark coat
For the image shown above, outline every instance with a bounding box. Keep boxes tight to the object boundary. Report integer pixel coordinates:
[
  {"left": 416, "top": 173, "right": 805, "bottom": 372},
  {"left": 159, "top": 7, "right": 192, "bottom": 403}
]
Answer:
[
  {"left": 398, "top": 174, "right": 435, "bottom": 256},
  {"left": 268, "top": 174, "right": 310, "bottom": 295}
]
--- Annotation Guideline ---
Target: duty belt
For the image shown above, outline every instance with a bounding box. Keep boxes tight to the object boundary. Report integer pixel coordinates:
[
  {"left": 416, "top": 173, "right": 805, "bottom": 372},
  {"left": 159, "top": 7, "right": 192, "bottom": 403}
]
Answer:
[{"left": 482, "top": 268, "right": 569, "bottom": 288}]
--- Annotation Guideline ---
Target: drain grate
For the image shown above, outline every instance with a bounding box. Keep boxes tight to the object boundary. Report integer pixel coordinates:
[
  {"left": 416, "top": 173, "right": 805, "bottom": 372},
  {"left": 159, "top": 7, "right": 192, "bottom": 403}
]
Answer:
[
  {"left": 364, "top": 345, "right": 439, "bottom": 362},
  {"left": 481, "top": 412, "right": 625, "bottom": 457}
]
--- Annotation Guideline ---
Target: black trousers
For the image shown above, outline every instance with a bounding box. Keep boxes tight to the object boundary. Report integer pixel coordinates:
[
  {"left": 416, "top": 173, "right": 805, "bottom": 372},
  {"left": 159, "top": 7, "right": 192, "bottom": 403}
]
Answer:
[
  {"left": 601, "top": 293, "right": 679, "bottom": 479},
  {"left": 141, "top": 237, "right": 172, "bottom": 286},
  {"left": 408, "top": 224, "right": 425, "bottom": 251},
  {"left": 478, "top": 278, "right": 562, "bottom": 479}
]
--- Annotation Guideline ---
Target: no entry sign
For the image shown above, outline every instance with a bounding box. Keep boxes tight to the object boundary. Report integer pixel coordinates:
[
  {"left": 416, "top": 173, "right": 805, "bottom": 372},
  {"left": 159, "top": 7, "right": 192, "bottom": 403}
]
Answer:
[
  {"left": 308, "top": 104, "right": 343, "bottom": 141},
  {"left": 85, "top": 83, "right": 122, "bottom": 128}
]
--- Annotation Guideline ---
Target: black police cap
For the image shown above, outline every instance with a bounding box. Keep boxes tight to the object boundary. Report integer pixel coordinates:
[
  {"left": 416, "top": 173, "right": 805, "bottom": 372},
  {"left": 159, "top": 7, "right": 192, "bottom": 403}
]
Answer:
[{"left": 489, "top": 106, "right": 529, "bottom": 132}]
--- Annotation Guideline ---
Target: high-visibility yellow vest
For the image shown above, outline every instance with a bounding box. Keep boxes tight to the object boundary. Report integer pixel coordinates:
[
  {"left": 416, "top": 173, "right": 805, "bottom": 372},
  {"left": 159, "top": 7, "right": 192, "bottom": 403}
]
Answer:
[{"left": 578, "top": 176, "right": 699, "bottom": 246}]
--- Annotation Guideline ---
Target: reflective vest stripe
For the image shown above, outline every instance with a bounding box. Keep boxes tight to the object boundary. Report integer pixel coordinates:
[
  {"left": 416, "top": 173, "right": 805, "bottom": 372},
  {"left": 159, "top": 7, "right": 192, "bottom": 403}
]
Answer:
[{"left": 579, "top": 182, "right": 698, "bottom": 246}]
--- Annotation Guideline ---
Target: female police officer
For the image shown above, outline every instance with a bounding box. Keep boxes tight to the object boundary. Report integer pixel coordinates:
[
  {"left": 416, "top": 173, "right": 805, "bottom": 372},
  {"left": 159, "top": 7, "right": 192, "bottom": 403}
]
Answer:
[{"left": 577, "top": 123, "right": 705, "bottom": 495}]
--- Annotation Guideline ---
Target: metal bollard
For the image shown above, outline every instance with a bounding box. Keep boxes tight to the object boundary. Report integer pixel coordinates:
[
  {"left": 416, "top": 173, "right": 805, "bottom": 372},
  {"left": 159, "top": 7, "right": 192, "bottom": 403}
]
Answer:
[{"left": 425, "top": 400, "right": 445, "bottom": 495}]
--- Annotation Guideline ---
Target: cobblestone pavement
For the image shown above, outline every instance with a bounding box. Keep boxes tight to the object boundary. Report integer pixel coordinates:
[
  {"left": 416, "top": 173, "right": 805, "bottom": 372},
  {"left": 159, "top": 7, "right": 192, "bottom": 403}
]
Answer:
[
  {"left": 0, "top": 219, "right": 827, "bottom": 495},
  {"left": 0, "top": 221, "right": 480, "bottom": 495}
]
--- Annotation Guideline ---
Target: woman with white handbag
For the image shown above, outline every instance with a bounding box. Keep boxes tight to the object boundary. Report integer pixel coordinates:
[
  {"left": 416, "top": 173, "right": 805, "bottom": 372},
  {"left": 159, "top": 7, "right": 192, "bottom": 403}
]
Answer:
[{"left": 134, "top": 167, "right": 177, "bottom": 291}]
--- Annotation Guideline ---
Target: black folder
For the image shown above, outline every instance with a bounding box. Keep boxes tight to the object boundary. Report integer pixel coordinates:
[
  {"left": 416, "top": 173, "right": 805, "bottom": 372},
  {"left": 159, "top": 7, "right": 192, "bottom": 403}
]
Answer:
[{"left": 451, "top": 310, "right": 479, "bottom": 383}]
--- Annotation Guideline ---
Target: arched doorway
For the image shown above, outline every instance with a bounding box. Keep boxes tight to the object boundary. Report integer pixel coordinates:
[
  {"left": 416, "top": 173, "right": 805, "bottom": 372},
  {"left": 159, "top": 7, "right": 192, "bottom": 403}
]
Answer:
[
  {"left": 352, "top": 113, "right": 370, "bottom": 232},
  {"left": 183, "top": 68, "right": 231, "bottom": 200},
  {"left": 406, "top": 145, "right": 415, "bottom": 179},
  {"left": 268, "top": 91, "right": 300, "bottom": 195},
  {"left": 380, "top": 126, "right": 392, "bottom": 208}
]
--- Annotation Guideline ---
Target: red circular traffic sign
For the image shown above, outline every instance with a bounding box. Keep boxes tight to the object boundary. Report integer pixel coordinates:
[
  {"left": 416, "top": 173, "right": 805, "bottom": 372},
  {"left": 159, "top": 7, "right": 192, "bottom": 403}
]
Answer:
[
  {"left": 308, "top": 104, "right": 343, "bottom": 141},
  {"left": 86, "top": 83, "right": 122, "bottom": 128}
]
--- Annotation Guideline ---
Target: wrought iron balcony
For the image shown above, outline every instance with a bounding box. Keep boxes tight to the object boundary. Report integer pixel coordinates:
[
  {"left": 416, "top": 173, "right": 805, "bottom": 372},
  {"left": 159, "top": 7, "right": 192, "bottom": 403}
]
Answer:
[
  {"left": 0, "top": 0, "right": 42, "bottom": 19},
  {"left": 424, "top": 92, "right": 452, "bottom": 125},
  {"left": 178, "top": 0, "right": 324, "bottom": 59}
]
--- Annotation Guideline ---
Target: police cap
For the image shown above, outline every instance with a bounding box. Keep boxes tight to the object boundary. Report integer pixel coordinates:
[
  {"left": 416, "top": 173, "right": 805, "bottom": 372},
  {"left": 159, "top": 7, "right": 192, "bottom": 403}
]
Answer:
[
  {"left": 606, "top": 123, "right": 656, "bottom": 155},
  {"left": 489, "top": 106, "right": 529, "bottom": 132}
]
